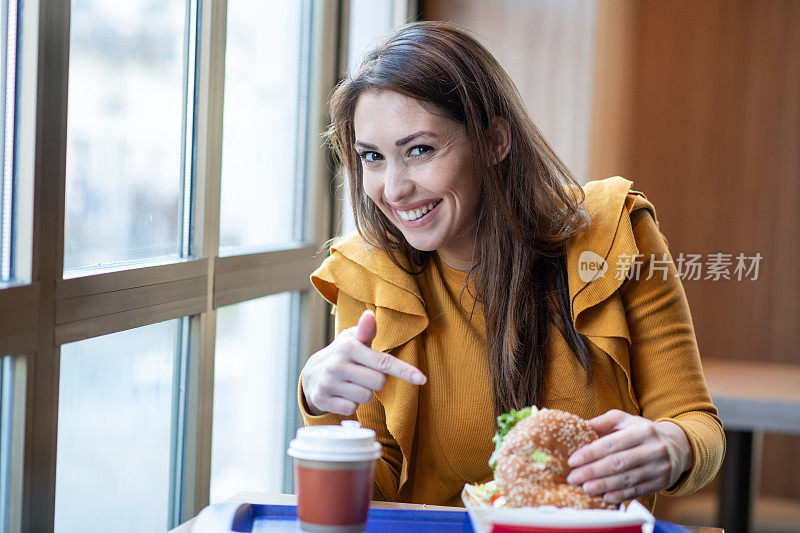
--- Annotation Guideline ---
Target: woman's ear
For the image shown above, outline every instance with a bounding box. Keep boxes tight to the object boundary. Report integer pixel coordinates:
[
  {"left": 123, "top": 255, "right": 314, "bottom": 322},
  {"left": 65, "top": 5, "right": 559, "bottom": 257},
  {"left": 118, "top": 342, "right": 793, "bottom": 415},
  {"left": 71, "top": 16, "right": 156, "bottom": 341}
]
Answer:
[{"left": 487, "top": 116, "right": 511, "bottom": 165}]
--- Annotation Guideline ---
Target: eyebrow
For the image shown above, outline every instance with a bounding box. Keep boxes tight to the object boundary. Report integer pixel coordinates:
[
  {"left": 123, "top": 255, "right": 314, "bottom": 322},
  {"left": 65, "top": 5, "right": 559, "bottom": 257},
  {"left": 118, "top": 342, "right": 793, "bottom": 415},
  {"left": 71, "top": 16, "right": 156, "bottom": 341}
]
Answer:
[{"left": 354, "top": 131, "right": 438, "bottom": 151}]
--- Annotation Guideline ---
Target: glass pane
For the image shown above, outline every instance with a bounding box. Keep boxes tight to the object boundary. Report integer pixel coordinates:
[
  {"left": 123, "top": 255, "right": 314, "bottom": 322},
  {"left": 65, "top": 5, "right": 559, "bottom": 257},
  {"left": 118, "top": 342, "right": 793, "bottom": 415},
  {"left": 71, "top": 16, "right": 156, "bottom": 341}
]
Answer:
[
  {"left": 55, "top": 321, "right": 178, "bottom": 533},
  {"left": 339, "top": 0, "right": 396, "bottom": 235},
  {"left": 0, "top": 0, "right": 17, "bottom": 282},
  {"left": 64, "top": 0, "right": 191, "bottom": 274},
  {"left": 347, "top": 0, "right": 394, "bottom": 76},
  {"left": 0, "top": 354, "right": 25, "bottom": 530},
  {"left": 219, "top": 1, "right": 306, "bottom": 252},
  {"left": 210, "top": 292, "right": 297, "bottom": 502}
]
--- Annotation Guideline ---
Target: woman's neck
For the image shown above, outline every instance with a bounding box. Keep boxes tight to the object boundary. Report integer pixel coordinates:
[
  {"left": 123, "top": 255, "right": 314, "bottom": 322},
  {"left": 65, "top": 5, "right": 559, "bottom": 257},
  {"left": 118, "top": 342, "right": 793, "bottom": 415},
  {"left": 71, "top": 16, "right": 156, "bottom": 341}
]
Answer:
[
  {"left": 436, "top": 247, "right": 478, "bottom": 272},
  {"left": 435, "top": 222, "right": 479, "bottom": 271}
]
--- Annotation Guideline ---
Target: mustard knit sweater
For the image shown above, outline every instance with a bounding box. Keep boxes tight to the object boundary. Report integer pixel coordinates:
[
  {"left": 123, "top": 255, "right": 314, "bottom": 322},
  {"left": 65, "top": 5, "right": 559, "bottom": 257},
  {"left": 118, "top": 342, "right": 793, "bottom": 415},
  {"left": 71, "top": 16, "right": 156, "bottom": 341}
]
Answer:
[{"left": 299, "top": 177, "right": 725, "bottom": 510}]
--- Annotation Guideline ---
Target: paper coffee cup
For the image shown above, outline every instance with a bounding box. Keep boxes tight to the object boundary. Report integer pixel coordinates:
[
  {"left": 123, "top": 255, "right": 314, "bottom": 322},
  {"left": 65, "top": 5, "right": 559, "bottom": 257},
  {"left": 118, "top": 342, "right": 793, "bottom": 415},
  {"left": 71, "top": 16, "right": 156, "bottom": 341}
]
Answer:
[{"left": 288, "top": 420, "right": 381, "bottom": 532}]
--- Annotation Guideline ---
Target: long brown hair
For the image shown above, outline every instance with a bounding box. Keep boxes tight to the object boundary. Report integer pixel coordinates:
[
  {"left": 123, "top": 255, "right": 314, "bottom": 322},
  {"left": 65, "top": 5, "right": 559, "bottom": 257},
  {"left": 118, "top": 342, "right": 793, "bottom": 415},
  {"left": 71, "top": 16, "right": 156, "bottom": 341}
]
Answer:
[{"left": 326, "top": 21, "right": 591, "bottom": 417}]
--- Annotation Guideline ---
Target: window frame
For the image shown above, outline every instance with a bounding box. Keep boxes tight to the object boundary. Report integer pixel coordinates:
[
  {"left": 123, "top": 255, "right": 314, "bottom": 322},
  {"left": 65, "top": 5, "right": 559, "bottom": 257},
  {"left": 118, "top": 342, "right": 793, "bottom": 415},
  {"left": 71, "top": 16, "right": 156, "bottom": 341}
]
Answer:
[{"left": 0, "top": 0, "right": 418, "bottom": 530}]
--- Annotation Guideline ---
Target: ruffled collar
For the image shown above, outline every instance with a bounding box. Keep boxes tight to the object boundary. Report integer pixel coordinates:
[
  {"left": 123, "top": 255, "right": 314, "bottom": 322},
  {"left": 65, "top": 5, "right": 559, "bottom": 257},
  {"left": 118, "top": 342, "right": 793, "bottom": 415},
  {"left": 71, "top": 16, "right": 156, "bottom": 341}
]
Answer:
[{"left": 320, "top": 176, "right": 656, "bottom": 348}]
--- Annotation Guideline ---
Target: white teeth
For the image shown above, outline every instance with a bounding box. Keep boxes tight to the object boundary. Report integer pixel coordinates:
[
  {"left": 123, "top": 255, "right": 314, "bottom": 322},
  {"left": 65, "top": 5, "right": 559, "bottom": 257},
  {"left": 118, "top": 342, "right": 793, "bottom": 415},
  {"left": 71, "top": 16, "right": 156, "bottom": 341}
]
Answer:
[{"left": 397, "top": 200, "right": 440, "bottom": 221}]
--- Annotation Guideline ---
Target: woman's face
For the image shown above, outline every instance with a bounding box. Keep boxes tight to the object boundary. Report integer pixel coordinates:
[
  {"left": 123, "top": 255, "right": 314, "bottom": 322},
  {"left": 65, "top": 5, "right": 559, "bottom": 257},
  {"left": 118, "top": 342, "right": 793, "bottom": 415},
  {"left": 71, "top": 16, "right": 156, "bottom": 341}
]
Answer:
[{"left": 353, "top": 90, "right": 481, "bottom": 270}]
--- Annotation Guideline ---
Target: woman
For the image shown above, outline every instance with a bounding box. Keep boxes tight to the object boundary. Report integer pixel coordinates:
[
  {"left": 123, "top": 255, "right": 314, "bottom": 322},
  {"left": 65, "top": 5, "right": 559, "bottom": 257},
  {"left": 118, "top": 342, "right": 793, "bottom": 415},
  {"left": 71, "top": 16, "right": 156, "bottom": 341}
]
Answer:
[{"left": 299, "top": 21, "right": 724, "bottom": 510}]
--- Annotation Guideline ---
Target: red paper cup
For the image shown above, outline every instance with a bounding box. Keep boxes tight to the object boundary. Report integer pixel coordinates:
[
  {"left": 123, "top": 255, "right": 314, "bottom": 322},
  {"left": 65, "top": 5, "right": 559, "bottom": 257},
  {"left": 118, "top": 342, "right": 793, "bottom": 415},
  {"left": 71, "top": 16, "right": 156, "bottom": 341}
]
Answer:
[{"left": 288, "top": 421, "right": 381, "bottom": 532}]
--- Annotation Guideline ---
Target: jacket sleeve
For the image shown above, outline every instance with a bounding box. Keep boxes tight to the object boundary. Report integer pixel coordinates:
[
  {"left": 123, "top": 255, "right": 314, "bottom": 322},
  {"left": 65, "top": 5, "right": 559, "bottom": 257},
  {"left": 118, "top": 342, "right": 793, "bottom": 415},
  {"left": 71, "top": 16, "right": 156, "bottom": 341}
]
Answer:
[
  {"left": 297, "top": 289, "right": 403, "bottom": 501},
  {"left": 619, "top": 208, "right": 725, "bottom": 496}
]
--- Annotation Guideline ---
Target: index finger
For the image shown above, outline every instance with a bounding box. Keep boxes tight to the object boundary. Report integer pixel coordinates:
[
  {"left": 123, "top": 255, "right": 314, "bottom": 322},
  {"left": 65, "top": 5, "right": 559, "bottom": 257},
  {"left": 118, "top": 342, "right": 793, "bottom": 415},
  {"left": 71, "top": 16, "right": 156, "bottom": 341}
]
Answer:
[
  {"left": 568, "top": 426, "right": 641, "bottom": 468},
  {"left": 350, "top": 344, "right": 427, "bottom": 386},
  {"left": 587, "top": 409, "right": 630, "bottom": 437}
]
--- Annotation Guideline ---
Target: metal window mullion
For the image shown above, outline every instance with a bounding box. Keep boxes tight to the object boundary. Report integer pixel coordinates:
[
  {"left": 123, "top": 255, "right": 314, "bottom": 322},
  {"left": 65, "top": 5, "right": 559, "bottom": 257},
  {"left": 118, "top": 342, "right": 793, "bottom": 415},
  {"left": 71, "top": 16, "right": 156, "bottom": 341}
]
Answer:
[
  {"left": 168, "top": 315, "right": 191, "bottom": 528},
  {"left": 393, "top": 0, "right": 418, "bottom": 26},
  {"left": 3, "top": 354, "right": 24, "bottom": 533},
  {"left": 282, "top": 290, "right": 303, "bottom": 494},
  {"left": 301, "top": 0, "right": 345, "bottom": 351},
  {"left": 0, "top": 0, "right": 15, "bottom": 282},
  {"left": 56, "top": 258, "right": 208, "bottom": 298},
  {"left": 11, "top": 0, "right": 39, "bottom": 285},
  {"left": 21, "top": 0, "right": 70, "bottom": 530},
  {"left": 281, "top": 0, "right": 316, "bottom": 493},
  {"left": 180, "top": 0, "right": 199, "bottom": 258},
  {"left": 0, "top": 356, "right": 7, "bottom": 529},
  {"left": 329, "top": 0, "right": 350, "bottom": 239},
  {"left": 305, "top": 0, "right": 343, "bottom": 251},
  {"left": 213, "top": 246, "right": 320, "bottom": 309},
  {"left": 3, "top": 0, "right": 38, "bottom": 529},
  {"left": 0, "top": 283, "right": 38, "bottom": 354},
  {"left": 0, "top": 353, "right": 24, "bottom": 532},
  {"left": 172, "top": 0, "right": 202, "bottom": 490},
  {"left": 52, "top": 259, "right": 209, "bottom": 346},
  {"left": 288, "top": 0, "right": 347, "bottom": 471},
  {"left": 181, "top": 0, "right": 226, "bottom": 521}
]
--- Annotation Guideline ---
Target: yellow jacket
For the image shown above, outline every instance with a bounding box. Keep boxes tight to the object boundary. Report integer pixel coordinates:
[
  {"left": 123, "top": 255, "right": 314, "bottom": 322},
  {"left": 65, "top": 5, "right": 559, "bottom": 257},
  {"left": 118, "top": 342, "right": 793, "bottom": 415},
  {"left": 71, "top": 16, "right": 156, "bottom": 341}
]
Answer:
[{"left": 300, "top": 176, "right": 725, "bottom": 509}]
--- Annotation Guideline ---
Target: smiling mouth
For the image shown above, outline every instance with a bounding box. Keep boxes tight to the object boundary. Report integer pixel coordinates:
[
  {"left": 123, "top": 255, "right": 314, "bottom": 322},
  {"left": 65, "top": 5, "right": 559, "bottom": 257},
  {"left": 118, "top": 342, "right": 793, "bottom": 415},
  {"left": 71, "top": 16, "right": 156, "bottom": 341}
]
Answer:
[{"left": 396, "top": 199, "right": 442, "bottom": 221}]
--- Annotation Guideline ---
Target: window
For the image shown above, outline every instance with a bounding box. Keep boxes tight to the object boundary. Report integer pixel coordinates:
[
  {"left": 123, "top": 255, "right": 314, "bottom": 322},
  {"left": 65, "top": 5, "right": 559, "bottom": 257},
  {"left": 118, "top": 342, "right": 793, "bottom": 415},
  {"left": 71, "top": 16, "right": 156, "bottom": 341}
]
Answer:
[
  {"left": 337, "top": 0, "right": 411, "bottom": 235},
  {"left": 210, "top": 292, "right": 299, "bottom": 502},
  {"left": 63, "top": 0, "right": 196, "bottom": 274},
  {"left": 209, "top": 0, "right": 312, "bottom": 502},
  {"left": 219, "top": 0, "right": 306, "bottom": 253},
  {"left": 55, "top": 321, "right": 184, "bottom": 532},
  {"left": 0, "top": 0, "right": 418, "bottom": 530},
  {"left": 56, "top": 1, "right": 200, "bottom": 526}
]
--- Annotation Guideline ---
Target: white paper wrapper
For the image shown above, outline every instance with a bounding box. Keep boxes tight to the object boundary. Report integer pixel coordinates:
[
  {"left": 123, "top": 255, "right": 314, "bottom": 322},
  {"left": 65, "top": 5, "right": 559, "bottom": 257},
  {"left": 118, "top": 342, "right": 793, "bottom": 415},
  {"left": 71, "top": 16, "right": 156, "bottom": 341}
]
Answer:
[{"left": 462, "top": 484, "right": 655, "bottom": 533}]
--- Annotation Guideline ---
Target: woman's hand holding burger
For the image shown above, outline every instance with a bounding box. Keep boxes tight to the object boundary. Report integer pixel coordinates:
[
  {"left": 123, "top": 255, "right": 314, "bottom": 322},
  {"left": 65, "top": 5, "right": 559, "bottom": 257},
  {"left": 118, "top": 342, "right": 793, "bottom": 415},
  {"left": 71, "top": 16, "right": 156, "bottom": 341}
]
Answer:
[
  {"left": 302, "top": 310, "right": 427, "bottom": 416},
  {"left": 566, "top": 409, "right": 692, "bottom": 504}
]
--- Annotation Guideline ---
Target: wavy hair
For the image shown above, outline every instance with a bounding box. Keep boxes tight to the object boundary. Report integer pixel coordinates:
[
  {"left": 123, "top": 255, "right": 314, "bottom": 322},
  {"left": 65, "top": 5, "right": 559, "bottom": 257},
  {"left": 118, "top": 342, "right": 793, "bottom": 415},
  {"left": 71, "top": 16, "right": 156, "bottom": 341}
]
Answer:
[{"left": 325, "top": 20, "right": 591, "bottom": 417}]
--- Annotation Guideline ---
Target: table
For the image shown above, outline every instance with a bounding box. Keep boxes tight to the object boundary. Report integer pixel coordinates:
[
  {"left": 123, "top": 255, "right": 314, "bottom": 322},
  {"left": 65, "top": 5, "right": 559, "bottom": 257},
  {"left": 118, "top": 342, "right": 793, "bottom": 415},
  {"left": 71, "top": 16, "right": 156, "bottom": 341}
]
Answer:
[
  {"left": 702, "top": 358, "right": 800, "bottom": 533},
  {"left": 170, "top": 492, "right": 476, "bottom": 533},
  {"left": 169, "top": 492, "right": 722, "bottom": 533}
]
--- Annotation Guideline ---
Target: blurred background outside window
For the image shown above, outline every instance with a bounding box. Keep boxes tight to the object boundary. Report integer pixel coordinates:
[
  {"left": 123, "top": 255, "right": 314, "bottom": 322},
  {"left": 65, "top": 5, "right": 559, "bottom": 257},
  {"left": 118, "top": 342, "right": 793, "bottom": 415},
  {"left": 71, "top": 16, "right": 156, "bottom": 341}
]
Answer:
[{"left": 64, "top": 0, "right": 193, "bottom": 275}]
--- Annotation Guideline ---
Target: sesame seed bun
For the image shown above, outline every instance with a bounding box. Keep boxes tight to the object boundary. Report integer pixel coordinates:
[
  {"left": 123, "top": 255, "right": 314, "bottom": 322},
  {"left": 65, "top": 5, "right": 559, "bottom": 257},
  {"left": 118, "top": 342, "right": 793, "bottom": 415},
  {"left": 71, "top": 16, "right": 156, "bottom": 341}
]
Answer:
[{"left": 494, "top": 408, "right": 616, "bottom": 509}]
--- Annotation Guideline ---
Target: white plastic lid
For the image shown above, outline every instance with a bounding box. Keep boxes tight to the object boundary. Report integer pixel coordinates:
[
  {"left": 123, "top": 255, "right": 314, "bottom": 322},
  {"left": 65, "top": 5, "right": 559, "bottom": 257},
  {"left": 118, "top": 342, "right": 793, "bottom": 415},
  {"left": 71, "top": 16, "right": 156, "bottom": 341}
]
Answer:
[{"left": 288, "top": 420, "right": 382, "bottom": 462}]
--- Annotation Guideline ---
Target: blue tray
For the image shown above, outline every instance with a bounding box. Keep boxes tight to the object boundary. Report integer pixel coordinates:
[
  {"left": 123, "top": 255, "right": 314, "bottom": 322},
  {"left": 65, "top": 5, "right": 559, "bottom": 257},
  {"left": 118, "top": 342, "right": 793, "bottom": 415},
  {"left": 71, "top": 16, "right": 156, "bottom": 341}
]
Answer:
[
  {"left": 193, "top": 503, "right": 692, "bottom": 533},
  {"left": 226, "top": 504, "right": 471, "bottom": 532}
]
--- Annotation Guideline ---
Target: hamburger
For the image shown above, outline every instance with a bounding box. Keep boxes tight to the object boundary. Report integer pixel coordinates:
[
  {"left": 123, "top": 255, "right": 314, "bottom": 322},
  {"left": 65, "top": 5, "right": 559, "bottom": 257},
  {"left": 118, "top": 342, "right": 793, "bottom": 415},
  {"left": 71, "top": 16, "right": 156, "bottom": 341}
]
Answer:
[{"left": 466, "top": 406, "right": 616, "bottom": 510}]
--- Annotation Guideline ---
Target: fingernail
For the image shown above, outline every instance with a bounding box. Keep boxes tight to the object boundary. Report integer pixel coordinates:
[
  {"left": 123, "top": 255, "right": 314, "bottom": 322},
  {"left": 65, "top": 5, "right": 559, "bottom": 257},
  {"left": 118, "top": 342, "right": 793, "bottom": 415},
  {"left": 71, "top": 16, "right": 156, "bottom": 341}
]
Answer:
[
  {"left": 566, "top": 473, "right": 579, "bottom": 485},
  {"left": 568, "top": 455, "right": 580, "bottom": 467},
  {"left": 413, "top": 373, "right": 426, "bottom": 385}
]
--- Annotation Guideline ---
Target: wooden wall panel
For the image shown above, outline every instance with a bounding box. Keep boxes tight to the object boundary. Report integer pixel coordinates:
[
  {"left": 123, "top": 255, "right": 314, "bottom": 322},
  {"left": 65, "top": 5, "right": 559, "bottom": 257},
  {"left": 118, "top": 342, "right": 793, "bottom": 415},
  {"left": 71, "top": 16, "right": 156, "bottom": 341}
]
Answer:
[
  {"left": 424, "top": 0, "right": 598, "bottom": 183},
  {"left": 594, "top": 0, "right": 800, "bottom": 505},
  {"left": 589, "top": 0, "right": 638, "bottom": 182},
  {"left": 626, "top": 0, "right": 800, "bottom": 367}
]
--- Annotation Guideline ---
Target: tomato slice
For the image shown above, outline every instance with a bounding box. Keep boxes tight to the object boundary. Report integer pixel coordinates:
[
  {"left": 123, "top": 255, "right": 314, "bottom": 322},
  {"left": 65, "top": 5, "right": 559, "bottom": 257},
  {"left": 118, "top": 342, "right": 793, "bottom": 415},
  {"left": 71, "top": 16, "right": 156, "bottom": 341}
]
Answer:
[{"left": 489, "top": 492, "right": 502, "bottom": 505}]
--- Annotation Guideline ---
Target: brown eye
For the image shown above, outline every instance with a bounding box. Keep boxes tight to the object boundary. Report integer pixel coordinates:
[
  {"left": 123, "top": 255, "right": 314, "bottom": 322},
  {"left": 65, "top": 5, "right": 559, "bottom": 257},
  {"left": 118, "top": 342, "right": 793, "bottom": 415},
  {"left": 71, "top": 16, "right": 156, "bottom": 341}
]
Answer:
[
  {"left": 409, "top": 145, "right": 433, "bottom": 157},
  {"left": 358, "top": 151, "right": 382, "bottom": 163}
]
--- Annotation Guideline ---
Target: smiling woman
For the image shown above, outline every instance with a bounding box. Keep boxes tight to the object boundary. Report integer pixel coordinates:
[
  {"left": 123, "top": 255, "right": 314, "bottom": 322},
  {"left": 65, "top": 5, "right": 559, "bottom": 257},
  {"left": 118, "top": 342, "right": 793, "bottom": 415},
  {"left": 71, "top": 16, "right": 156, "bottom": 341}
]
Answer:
[
  {"left": 354, "top": 91, "right": 482, "bottom": 270},
  {"left": 299, "top": 21, "right": 724, "bottom": 510}
]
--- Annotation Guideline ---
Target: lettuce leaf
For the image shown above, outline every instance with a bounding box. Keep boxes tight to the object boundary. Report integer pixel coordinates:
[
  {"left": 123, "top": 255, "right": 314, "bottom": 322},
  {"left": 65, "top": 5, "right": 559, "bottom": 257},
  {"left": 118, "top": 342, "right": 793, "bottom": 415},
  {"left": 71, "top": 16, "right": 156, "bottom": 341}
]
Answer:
[
  {"left": 470, "top": 480, "right": 498, "bottom": 502},
  {"left": 488, "top": 406, "right": 537, "bottom": 470}
]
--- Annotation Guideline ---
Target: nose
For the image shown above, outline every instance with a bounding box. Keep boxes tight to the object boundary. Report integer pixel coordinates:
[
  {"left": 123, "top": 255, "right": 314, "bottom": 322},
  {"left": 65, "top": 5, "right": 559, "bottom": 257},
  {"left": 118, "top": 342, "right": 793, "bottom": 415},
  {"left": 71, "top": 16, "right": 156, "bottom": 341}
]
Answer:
[{"left": 382, "top": 161, "right": 414, "bottom": 203}]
